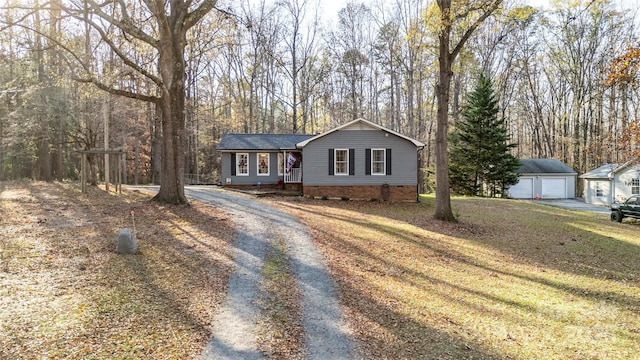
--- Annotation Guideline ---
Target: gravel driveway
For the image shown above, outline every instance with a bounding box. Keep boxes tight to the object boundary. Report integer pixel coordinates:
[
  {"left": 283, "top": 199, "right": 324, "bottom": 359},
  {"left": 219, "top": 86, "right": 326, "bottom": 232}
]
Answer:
[
  {"left": 534, "top": 198, "right": 610, "bottom": 214},
  {"left": 188, "top": 186, "right": 355, "bottom": 360}
]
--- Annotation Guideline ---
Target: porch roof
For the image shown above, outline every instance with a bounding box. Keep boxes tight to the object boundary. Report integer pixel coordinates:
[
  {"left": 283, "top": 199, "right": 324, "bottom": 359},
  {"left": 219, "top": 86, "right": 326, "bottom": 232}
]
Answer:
[{"left": 218, "top": 134, "right": 314, "bottom": 151}]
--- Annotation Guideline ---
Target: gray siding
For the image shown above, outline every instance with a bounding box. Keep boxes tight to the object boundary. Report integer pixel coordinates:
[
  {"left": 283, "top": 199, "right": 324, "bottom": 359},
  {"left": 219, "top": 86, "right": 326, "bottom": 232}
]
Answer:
[
  {"left": 220, "top": 152, "right": 282, "bottom": 185},
  {"left": 302, "top": 129, "right": 418, "bottom": 186}
]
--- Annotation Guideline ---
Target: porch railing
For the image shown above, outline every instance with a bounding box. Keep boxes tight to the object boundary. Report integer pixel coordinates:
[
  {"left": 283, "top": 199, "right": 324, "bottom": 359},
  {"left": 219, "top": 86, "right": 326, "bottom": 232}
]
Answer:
[{"left": 285, "top": 168, "right": 302, "bottom": 183}]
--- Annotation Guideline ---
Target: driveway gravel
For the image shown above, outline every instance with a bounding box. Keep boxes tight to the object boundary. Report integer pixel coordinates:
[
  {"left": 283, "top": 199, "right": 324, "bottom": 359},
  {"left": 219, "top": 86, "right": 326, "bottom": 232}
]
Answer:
[
  {"left": 190, "top": 186, "right": 355, "bottom": 359},
  {"left": 534, "top": 198, "right": 610, "bottom": 214}
]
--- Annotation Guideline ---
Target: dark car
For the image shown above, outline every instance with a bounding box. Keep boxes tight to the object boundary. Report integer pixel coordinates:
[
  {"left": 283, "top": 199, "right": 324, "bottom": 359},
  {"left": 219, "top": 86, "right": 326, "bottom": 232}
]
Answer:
[{"left": 610, "top": 195, "right": 640, "bottom": 222}]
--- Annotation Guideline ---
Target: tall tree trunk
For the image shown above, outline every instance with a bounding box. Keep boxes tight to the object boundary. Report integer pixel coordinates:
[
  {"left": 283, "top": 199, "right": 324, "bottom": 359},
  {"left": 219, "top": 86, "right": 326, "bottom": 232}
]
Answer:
[
  {"left": 434, "top": 0, "right": 455, "bottom": 221},
  {"left": 35, "top": 4, "right": 52, "bottom": 181},
  {"left": 153, "top": 35, "right": 188, "bottom": 204},
  {"left": 434, "top": 0, "right": 502, "bottom": 221},
  {"left": 151, "top": 102, "right": 162, "bottom": 185}
]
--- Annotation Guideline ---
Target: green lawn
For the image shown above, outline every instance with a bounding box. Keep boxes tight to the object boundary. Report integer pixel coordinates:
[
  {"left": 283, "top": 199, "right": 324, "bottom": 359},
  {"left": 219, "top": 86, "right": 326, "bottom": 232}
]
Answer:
[{"left": 274, "top": 195, "right": 640, "bottom": 359}]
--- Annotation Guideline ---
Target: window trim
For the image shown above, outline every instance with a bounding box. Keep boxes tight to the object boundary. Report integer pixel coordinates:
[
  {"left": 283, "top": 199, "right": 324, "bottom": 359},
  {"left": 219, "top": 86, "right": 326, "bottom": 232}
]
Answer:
[
  {"left": 278, "top": 153, "right": 284, "bottom": 176},
  {"left": 236, "top": 153, "right": 249, "bottom": 176},
  {"left": 632, "top": 178, "right": 640, "bottom": 195},
  {"left": 595, "top": 181, "right": 604, "bottom": 198},
  {"left": 257, "top": 153, "right": 270, "bottom": 176},
  {"left": 334, "top": 149, "right": 349, "bottom": 176},
  {"left": 371, "top": 148, "right": 386, "bottom": 175}
]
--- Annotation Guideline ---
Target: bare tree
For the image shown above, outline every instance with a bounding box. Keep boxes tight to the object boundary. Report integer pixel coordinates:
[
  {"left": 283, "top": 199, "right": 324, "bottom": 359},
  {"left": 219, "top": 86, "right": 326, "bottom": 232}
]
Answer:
[
  {"left": 433, "top": 0, "right": 503, "bottom": 221},
  {"left": 55, "top": 1, "right": 221, "bottom": 204},
  {"left": 277, "top": 0, "right": 320, "bottom": 133}
]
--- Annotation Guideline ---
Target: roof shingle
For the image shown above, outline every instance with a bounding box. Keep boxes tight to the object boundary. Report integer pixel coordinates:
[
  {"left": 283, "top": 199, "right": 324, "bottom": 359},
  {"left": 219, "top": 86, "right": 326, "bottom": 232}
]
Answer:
[
  {"left": 517, "top": 159, "right": 577, "bottom": 174},
  {"left": 218, "top": 134, "right": 314, "bottom": 151}
]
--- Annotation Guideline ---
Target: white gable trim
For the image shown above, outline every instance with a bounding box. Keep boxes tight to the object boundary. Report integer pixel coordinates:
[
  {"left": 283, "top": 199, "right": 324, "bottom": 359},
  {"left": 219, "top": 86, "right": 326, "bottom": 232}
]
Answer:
[
  {"left": 610, "top": 157, "right": 639, "bottom": 177},
  {"left": 296, "top": 118, "right": 425, "bottom": 148}
]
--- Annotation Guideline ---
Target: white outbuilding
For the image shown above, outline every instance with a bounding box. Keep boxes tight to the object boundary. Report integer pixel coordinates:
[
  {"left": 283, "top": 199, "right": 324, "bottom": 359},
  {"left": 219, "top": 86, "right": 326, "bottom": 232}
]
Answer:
[
  {"left": 580, "top": 159, "right": 640, "bottom": 205},
  {"left": 508, "top": 159, "right": 577, "bottom": 199}
]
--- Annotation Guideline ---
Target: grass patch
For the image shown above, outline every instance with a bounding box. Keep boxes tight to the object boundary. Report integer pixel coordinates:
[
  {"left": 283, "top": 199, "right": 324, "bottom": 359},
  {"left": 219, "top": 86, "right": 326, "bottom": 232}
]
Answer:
[
  {"left": 270, "top": 195, "right": 640, "bottom": 359},
  {"left": 257, "top": 238, "right": 304, "bottom": 359},
  {"left": 0, "top": 181, "right": 235, "bottom": 359}
]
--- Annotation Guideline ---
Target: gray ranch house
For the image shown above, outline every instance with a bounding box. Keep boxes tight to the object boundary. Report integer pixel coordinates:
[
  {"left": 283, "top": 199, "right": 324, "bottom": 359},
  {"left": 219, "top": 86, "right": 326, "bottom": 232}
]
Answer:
[
  {"left": 507, "top": 158, "right": 577, "bottom": 199},
  {"left": 580, "top": 159, "right": 640, "bottom": 205},
  {"left": 218, "top": 118, "right": 425, "bottom": 202}
]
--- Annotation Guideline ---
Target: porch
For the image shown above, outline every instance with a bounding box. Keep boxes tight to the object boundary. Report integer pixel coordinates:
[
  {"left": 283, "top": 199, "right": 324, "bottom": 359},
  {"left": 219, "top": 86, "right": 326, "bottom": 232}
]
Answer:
[
  {"left": 284, "top": 167, "right": 302, "bottom": 183},
  {"left": 283, "top": 151, "right": 303, "bottom": 184}
]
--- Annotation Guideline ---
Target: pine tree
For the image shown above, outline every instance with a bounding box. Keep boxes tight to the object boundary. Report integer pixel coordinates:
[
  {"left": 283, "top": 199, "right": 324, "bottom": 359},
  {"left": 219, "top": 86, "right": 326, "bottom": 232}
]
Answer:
[{"left": 449, "top": 73, "right": 520, "bottom": 197}]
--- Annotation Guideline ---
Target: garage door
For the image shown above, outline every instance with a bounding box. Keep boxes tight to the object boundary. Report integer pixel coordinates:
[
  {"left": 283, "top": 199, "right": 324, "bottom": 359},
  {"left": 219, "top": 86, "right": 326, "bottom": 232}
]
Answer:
[
  {"left": 541, "top": 178, "right": 566, "bottom": 199},
  {"left": 509, "top": 177, "right": 533, "bottom": 198}
]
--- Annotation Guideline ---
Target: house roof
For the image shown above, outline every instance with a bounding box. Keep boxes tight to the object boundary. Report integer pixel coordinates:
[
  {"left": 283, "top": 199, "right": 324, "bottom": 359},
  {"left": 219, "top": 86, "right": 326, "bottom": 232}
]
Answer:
[
  {"left": 295, "top": 118, "right": 425, "bottom": 148},
  {"left": 218, "top": 134, "right": 314, "bottom": 151},
  {"left": 579, "top": 159, "right": 639, "bottom": 179},
  {"left": 517, "top": 159, "right": 577, "bottom": 175},
  {"left": 579, "top": 164, "right": 618, "bottom": 179},
  {"left": 610, "top": 157, "right": 639, "bottom": 175}
]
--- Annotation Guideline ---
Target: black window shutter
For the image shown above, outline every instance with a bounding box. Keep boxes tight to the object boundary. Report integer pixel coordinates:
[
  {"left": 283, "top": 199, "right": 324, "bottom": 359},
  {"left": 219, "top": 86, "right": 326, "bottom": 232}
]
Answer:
[
  {"left": 328, "top": 149, "right": 334, "bottom": 175},
  {"left": 231, "top": 153, "right": 236, "bottom": 176},
  {"left": 365, "top": 148, "right": 371, "bottom": 175},
  {"left": 386, "top": 148, "right": 392, "bottom": 175},
  {"left": 349, "top": 148, "right": 355, "bottom": 175}
]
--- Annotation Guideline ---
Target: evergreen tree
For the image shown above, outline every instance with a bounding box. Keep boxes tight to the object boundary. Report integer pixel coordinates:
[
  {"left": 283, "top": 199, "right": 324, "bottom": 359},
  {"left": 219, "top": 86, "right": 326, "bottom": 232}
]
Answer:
[{"left": 449, "top": 73, "right": 520, "bottom": 197}]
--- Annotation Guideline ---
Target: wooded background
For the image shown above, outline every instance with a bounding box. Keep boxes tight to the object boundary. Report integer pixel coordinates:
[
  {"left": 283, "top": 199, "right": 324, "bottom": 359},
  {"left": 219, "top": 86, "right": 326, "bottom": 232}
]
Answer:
[{"left": 0, "top": 0, "right": 638, "bottom": 194}]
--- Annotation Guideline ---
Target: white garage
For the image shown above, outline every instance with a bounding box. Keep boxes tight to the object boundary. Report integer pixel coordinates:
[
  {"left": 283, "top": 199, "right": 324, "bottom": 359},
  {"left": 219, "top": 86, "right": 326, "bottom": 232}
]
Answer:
[
  {"left": 508, "top": 177, "right": 533, "bottom": 198},
  {"left": 541, "top": 178, "right": 567, "bottom": 199},
  {"left": 508, "top": 159, "right": 577, "bottom": 199}
]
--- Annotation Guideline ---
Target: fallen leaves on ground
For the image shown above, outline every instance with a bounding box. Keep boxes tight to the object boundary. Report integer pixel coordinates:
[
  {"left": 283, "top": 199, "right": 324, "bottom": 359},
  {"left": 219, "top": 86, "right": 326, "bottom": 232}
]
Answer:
[
  {"left": 269, "top": 196, "right": 640, "bottom": 360},
  {"left": 0, "top": 181, "right": 235, "bottom": 359}
]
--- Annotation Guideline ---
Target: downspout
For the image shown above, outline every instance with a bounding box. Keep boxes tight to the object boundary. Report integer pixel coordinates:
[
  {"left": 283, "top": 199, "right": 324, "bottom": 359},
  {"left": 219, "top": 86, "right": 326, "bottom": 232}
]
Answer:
[
  {"left": 417, "top": 145, "right": 425, "bottom": 202},
  {"left": 296, "top": 143, "right": 304, "bottom": 197},
  {"left": 608, "top": 171, "right": 614, "bottom": 205}
]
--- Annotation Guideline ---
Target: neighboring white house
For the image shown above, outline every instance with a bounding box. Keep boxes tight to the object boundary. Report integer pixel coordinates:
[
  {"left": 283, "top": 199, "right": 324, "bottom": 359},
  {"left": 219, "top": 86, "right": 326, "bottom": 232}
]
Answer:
[
  {"left": 508, "top": 159, "right": 577, "bottom": 199},
  {"left": 580, "top": 159, "right": 640, "bottom": 205}
]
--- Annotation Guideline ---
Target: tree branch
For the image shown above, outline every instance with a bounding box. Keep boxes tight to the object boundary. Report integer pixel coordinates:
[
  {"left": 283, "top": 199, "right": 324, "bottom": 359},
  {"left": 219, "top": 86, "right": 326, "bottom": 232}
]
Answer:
[
  {"left": 74, "top": 74, "right": 160, "bottom": 103},
  {"left": 451, "top": 0, "right": 503, "bottom": 61},
  {"left": 63, "top": 2, "right": 164, "bottom": 87},
  {"left": 82, "top": 0, "right": 158, "bottom": 47},
  {"left": 184, "top": 0, "right": 218, "bottom": 30}
]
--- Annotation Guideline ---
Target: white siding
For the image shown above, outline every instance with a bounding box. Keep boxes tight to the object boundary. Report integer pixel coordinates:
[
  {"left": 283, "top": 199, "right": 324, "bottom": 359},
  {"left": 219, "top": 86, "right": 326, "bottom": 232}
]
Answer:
[
  {"left": 612, "top": 166, "right": 640, "bottom": 203},
  {"left": 584, "top": 179, "right": 611, "bottom": 205}
]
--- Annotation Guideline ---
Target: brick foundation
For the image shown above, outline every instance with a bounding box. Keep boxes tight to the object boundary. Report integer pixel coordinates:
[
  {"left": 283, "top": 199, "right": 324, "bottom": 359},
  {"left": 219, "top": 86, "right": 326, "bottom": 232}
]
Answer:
[
  {"left": 303, "top": 185, "right": 417, "bottom": 202},
  {"left": 223, "top": 183, "right": 303, "bottom": 192}
]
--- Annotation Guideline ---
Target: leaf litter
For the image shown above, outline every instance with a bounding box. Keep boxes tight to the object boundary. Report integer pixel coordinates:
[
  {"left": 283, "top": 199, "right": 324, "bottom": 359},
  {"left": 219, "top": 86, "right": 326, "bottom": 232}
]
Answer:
[{"left": 0, "top": 181, "right": 235, "bottom": 359}]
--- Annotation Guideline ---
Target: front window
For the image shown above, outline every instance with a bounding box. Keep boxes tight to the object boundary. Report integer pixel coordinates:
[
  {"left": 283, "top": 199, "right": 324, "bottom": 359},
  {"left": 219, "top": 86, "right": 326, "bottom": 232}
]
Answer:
[
  {"left": 632, "top": 178, "right": 639, "bottom": 195},
  {"left": 258, "top": 153, "right": 269, "bottom": 176},
  {"left": 278, "top": 153, "right": 284, "bottom": 175},
  {"left": 595, "top": 181, "right": 603, "bottom": 198},
  {"left": 372, "top": 149, "right": 385, "bottom": 175},
  {"left": 236, "top": 153, "right": 248, "bottom": 176},
  {"left": 335, "top": 149, "right": 348, "bottom": 175}
]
